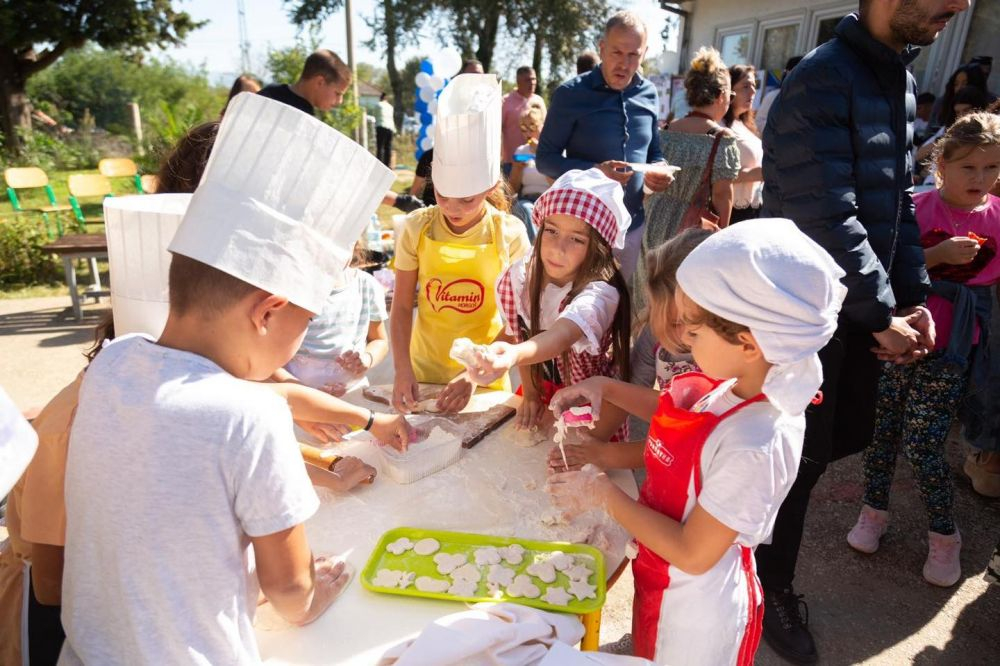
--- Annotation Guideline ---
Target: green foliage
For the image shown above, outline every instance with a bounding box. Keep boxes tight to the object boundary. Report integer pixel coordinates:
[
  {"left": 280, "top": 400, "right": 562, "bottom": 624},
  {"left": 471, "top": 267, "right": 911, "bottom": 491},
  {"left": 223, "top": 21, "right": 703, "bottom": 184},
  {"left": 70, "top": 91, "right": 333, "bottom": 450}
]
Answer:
[
  {"left": 11, "top": 129, "right": 102, "bottom": 172},
  {"left": 0, "top": 215, "right": 61, "bottom": 288}
]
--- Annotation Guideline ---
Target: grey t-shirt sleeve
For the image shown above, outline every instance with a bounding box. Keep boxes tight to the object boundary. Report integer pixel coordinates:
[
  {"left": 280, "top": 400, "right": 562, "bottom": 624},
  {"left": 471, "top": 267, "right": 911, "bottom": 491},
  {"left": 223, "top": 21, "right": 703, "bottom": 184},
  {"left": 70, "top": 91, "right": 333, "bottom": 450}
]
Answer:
[
  {"left": 229, "top": 391, "right": 319, "bottom": 537},
  {"left": 630, "top": 326, "right": 658, "bottom": 389}
]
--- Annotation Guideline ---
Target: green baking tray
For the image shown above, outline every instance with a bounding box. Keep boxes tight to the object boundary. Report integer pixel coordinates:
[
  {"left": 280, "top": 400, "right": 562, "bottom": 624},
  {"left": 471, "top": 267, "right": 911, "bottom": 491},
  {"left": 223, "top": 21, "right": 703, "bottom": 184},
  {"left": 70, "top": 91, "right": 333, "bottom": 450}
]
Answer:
[{"left": 360, "top": 527, "right": 606, "bottom": 614}]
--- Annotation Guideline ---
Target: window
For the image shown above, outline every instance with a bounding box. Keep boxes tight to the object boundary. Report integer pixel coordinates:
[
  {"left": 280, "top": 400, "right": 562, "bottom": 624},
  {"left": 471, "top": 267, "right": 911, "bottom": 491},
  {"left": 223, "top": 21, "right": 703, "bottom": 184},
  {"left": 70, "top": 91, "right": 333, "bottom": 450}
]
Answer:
[
  {"left": 760, "top": 24, "right": 800, "bottom": 73},
  {"left": 716, "top": 22, "right": 755, "bottom": 67},
  {"left": 815, "top": 17, "right": 841, "bottom": 46}
]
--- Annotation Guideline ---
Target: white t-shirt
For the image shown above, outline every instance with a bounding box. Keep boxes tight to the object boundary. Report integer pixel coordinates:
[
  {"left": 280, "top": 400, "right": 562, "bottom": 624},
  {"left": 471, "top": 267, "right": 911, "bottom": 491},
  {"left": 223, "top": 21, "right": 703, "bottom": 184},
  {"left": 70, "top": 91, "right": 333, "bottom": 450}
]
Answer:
[
  {"left": 60, "top": 335, "right": 319, "bottom": 666},
  {"left": 498, "top": 257, "right": 619, "bottom": 355},
  {"left": 514, "top": 143, "right": 549, "bottom": 198},
  {"left": 651, "top": 378, "right": 803, "bottom": 665},
  {"left": 729, "top": 119, "right": 763, "bottom": 209}
]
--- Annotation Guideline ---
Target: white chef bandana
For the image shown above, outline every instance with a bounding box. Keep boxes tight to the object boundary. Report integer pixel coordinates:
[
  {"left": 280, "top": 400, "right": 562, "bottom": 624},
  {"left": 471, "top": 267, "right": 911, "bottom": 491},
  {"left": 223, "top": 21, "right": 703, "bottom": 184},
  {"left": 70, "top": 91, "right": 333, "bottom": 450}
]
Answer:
[
  {"left": 0, "top": 386, "right": 37, "bottom": 496},
  {"left": 676, "top": 218, "right": 847, "bottom": 415},
  {"left": 432, "top": 74, "right": 502, "bottom": 198},
  {"left": 168, "top": 93, "right": 395, "bottom": 314}
]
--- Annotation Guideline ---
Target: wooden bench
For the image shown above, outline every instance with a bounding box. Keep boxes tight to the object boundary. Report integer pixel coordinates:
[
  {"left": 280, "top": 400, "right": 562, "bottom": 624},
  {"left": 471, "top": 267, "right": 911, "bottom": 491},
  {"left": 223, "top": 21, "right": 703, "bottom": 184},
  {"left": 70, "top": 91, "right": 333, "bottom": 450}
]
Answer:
[{"left": 41, "top": 234, "right": 109, "bottom": 320}]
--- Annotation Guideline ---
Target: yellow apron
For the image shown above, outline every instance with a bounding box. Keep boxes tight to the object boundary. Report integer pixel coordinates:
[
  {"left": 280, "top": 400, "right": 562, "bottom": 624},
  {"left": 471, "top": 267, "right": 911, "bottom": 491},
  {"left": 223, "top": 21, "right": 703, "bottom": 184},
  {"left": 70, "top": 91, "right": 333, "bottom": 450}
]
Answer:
[{"left": 411, "top": 207, "right": 510, "bottom": 389}]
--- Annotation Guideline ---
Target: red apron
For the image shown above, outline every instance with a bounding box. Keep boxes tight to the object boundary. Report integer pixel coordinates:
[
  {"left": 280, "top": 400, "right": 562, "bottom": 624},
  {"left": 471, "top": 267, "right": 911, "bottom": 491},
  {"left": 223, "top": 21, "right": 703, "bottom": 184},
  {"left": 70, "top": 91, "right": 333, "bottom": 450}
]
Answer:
[{"left": 632, "top": 372, "right": 765, "bottom": 664}]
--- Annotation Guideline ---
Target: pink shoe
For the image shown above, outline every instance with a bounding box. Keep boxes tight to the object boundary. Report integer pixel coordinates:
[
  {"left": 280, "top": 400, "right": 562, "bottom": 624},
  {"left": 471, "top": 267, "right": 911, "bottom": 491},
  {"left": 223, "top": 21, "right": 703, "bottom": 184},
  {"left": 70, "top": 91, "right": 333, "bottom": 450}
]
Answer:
[
  {"left": 847, "top": 505, "right": 889, "bottom": 554},
  {"left": 923, "top": 530, "right": 962, "bottom": 587}
]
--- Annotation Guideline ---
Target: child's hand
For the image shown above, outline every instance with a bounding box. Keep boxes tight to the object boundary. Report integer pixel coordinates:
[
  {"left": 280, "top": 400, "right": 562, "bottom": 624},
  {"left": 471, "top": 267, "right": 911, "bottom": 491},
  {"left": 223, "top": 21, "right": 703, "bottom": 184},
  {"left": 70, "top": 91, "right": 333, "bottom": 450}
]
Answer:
[
  {"left": 545, "top": 464, "right": 613, "bottom": 517},
  {"left": 936, "top": 236, "right": 980, "bottom": 264},
  {"left": 336, "top": 350, "right": 371, "bottom": 377},
  {"left": 517, "top": 395, "right": 545, "bottom": 431},
  {"left": 322, "top": 382, "right": 347, "bottom": 397},
  {"left": 370, "top": 413, "right": 411, "bottom": 451},
  {"left": 465, "top": 342, "right": 517, "bottom": 386},
  {"left": 546, "top": 437, "right": 607, "bottom": 474},
  {"left": 437, "top": 375, "right": 474, "bottom": 413},
  {"left": 392, "top": 369, "right": 420, "bottom": 413},
  {"left": 294, "top": 557, "right": 353, "bottom": 626},
  {"left": 549, "top": 377, "right": 607, "bottom": 422},
  {"left": 296, "top": 420, "right": 352, "bottom": 443},
  {"left": 308, "top": 456, "right": 377, "bottom": 491}
]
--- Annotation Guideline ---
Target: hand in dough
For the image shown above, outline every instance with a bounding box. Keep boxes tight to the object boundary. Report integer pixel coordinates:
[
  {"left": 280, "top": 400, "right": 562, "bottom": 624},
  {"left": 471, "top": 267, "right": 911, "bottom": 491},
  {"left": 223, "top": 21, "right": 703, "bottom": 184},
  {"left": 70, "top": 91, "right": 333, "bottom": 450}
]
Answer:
[
  {"left": 545, "top": 464, "right": 614, "bottom": 518},
  {"left": 463, "top": 341, "right": 516, "bottom": 387}
]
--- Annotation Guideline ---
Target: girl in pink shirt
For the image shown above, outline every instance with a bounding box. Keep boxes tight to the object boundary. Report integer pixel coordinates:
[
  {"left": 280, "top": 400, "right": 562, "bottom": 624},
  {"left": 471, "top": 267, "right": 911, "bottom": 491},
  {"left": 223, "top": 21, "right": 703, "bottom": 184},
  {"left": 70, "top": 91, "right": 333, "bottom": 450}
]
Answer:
[{"left": 849, "top": 112, "right": 1000, "bottom": 587}]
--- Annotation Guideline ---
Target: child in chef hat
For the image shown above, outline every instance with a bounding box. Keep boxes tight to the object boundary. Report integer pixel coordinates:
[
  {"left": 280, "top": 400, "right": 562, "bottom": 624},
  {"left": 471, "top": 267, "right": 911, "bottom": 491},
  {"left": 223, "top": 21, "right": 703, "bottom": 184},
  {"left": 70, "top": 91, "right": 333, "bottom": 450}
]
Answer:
[
  {"left": 546, "top": 218, "right": 847, "bottom": 665},
  {"left": 59, "top": 92, "right": 396, "bottom": 664},
  {"left": 390, "top": 73, "right": 531, "bottom": 415},
  {"left": 463, "top": 168, "right": 633, "bottom": 441}
]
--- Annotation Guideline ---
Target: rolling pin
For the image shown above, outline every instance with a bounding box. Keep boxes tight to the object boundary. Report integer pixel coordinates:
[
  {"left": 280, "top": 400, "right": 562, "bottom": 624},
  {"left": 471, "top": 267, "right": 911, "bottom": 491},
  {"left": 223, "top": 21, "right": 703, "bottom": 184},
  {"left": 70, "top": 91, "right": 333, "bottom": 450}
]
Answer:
[{"left": 299, "top": 443, "right": 375, "bottom": 484}]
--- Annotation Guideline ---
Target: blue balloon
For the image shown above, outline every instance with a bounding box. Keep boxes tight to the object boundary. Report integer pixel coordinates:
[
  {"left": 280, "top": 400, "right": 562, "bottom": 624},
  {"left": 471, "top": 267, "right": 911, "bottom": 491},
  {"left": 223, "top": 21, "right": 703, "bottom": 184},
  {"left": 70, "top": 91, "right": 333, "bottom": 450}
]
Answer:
[
  {"left": 419, "top": 112, "right": 432, "bottom": 125},
  {"left": 420, "top": 59, "right": 433, "bottom": 74}
]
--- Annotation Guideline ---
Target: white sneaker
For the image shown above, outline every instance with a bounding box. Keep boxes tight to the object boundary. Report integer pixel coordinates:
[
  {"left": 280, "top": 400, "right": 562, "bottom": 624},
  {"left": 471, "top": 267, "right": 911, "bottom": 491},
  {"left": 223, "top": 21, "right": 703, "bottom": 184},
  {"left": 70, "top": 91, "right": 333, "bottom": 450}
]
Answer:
[
  {"left": 923, "top": 529, "right": 962, "bottom": 587},
  {"left": 847, "top": 505, "right": 889, "bottom": 554}
]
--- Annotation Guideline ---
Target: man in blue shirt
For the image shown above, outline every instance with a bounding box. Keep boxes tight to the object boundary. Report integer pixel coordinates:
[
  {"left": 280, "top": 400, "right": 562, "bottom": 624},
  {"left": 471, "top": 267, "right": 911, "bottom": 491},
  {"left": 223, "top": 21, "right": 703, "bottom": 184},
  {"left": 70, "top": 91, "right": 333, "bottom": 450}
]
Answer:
[{"left": 537, "top": 11, "right": 672, "bottom": 279}]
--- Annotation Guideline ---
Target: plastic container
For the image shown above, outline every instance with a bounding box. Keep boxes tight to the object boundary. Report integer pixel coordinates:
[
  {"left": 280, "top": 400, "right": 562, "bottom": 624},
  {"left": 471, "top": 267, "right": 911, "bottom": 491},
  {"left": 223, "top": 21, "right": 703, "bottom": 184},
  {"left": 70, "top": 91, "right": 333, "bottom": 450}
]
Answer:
[
  {"left": 103, "top": 194, "right": 191, "bottom": 338},
  {"left": 376, "top": 421, "right": 462, "bottom": 484}
]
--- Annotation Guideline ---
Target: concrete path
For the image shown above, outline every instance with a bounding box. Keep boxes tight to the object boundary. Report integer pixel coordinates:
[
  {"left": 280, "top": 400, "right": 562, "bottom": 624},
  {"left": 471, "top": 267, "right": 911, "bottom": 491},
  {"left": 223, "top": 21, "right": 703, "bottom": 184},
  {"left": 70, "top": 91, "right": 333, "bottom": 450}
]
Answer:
[{"left": 1, "top": 296, "right": 998, "bottom": 665}]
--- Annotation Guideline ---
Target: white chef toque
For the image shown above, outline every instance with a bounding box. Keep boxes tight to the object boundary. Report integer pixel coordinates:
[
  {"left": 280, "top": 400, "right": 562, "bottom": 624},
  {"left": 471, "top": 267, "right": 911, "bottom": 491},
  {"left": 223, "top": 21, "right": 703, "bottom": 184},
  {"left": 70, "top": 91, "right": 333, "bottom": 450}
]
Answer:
[
  {"left": 104, "top": 193, "right": 191, "bottom": 338},
  {"left": 432, "top": 74, "right": 502, "bottom": 198},
  {"left": 676, "top": 218, "right": 847, "bottom": 415},
  {"left": 167, "top": 92, "right": 395, "bottom": 314}
]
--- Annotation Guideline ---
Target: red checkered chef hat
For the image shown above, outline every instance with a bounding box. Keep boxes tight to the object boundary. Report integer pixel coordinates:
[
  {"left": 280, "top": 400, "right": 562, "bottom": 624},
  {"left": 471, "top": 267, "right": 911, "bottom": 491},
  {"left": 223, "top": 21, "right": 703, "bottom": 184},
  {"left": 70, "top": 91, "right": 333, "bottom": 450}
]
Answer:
[{"left": 531, "top": 168, "right": 631, "bottom": 249}]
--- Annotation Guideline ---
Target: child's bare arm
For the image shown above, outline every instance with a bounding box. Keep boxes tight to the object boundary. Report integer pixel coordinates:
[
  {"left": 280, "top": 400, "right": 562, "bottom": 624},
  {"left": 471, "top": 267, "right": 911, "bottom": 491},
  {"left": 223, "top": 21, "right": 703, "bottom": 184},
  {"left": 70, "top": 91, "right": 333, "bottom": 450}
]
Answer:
[
  {"left": 550, "top": 376, "right": 660, "bottom": 422},
  {"left": 364, "top": 320, "right": 389, "bottom": 368},
  {"left": 546, "top": 439, "right": 646, "bottom": 473},
  {"left": 390, "top": 269, "right": 419, "bottom": 412},
  {"left": 499, "top": 319, "right": 584, "bottom": 367},
  {"left": 252, "top": 525, "right": 350, "bottom": 625}
]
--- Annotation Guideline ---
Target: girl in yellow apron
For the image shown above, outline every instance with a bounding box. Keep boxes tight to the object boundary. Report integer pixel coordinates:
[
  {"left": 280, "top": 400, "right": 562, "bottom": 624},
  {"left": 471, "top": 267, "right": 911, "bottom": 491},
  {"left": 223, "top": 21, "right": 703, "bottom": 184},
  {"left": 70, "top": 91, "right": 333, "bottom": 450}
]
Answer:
[{"left": 389, "top": 74, "right": 530, "bottom": 413}]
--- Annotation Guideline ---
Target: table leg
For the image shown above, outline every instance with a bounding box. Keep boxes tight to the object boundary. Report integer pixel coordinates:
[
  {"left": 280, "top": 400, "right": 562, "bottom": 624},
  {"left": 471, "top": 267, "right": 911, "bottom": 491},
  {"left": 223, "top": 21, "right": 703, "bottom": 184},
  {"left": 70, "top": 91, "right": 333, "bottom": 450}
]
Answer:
[
  {"left": 88, "top": 256, "right": 103, "bottom": 291},
  {"left": 63, "top": 256, "right": 82, "bottom": 320},
  {"left": 580, "top": 609, "right": 601, "bottom": 651}
]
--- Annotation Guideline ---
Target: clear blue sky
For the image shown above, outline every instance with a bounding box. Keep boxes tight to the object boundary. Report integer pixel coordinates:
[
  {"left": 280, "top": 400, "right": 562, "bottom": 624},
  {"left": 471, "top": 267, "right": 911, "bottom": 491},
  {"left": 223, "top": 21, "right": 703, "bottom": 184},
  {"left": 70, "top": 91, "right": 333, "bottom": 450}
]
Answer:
[{"left": 159, "top": 0, "right": 673, "bottom": 84}]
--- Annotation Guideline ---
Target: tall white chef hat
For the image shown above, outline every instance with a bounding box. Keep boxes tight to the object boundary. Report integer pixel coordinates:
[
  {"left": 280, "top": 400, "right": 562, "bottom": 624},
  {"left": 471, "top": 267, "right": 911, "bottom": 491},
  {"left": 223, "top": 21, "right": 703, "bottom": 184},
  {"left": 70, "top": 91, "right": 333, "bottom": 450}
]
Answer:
[
  {"left": 0, "top": 386, "right": 37, "bottom": 497},
  {"left": 676, "top": 218, "right": 847, "bottom": 415},
  {"left": 168, "top": 92, "right": 395, "bottom": 314},
  {"left": 105, "top": 193, "right": 191, "bottom": 338},
  {"left": 432, "top": 74, "right": 502, "bottom": 198}
]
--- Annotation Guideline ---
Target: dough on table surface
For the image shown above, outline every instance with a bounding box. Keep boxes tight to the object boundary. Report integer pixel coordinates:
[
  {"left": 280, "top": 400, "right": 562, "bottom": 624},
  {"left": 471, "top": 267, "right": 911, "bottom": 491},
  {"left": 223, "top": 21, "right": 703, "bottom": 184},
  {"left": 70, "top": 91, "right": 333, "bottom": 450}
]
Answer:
[
  {"left": 541, "top": 586, "right": 573, "bottom": 606},
  {"left": 433, "top": 552, "right": 467, "bottom": 574},
  {"left": 567, "top": 578, "right": 597, "bottom": 601},
  {"left": 414, "top": 576, "right": 450, "bottom": 593},
  {"left": 386, "top": 537, "right": 414, "bottom": 555},
  {"left": 413, "top": 538, "right": 441, "bottom": 556},
  {"left": 525, "top": 560, "right": 557, "bottom": 583},
  {"left": 506, "top": 574, "right": 541, "bottom": 599}
]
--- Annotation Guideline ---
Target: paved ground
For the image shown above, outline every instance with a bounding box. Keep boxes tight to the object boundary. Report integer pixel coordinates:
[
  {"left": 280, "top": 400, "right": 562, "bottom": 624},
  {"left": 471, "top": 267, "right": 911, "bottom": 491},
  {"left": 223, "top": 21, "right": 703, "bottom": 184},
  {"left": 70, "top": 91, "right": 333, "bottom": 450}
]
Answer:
[{"left": 2, "top": 296, "right": 998, "bottom": 665}]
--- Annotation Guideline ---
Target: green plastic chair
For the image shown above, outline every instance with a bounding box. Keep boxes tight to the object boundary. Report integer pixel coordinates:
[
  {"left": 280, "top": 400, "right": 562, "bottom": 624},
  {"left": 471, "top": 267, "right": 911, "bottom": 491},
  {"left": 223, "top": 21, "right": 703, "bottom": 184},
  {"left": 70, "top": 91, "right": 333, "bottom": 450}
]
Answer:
[{"left": 4, "top": 166, "right": 73, "bottom": 238}]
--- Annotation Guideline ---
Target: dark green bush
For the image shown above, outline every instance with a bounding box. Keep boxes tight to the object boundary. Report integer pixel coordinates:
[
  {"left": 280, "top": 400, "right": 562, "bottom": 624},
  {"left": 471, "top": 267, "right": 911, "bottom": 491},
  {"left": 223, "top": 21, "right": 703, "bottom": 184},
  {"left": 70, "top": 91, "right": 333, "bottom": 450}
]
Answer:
[{"left": 0, "top": 215, "right": 61, "bottom": 287}]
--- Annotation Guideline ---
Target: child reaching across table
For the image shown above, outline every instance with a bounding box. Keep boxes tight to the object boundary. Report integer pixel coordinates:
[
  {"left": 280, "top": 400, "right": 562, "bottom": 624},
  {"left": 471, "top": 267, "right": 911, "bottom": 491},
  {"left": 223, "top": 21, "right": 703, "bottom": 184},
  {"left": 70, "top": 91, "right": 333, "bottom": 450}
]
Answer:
[
  {"left": 390, "top": 74, "right": 530, "bottom": 415},
  {"left": 546, "top": 219, "right": 846, "bottom": 665},
  {"left": 59, "top": 93, "right": 396, "bottom": 664},
  {"left": 278, "top": 243, "right": 388, "bottom": 397},
  {"left": 462, "top": 168, "right": 632, "bottom": 440},
  {"left": 848, "top": 111, "right": 1000, "bottom": 586}
]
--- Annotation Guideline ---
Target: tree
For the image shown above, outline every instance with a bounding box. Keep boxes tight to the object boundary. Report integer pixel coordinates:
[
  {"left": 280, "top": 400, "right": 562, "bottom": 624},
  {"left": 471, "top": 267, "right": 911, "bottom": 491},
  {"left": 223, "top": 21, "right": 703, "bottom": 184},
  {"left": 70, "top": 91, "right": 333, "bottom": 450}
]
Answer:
[
  {"left": 510, "top": 0, "right": 609, "bottom": 93},
  {"left": 286, "top": 0, "right": 430, "bottom": 131},
  {"left": 436, "top": 0, "right": 512, "bottom": 72},
  {"left": 0, "top": 0, "right": 203, "bottom": 154}
]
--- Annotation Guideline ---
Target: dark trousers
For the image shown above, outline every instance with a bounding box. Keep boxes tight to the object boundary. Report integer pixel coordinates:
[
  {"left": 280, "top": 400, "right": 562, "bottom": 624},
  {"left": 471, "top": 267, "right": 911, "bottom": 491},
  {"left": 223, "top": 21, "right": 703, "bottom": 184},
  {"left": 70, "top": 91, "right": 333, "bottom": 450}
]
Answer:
[
  {"left": 27, "top": 573, "right": 65, "bottom": 666},
  {"left": 376, "top": 127, "right": 394, "bottom": 167},
  {"left": 755, "top": 324, "right": 882, "bottom": 591}
]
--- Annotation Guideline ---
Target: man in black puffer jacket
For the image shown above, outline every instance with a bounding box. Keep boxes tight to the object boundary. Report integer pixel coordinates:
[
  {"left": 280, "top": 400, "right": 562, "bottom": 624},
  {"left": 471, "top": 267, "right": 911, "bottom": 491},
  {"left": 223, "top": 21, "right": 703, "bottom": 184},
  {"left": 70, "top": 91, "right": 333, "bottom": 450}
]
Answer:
[{"left": 758, "top": 1, "right": 969, "bottom": 663}]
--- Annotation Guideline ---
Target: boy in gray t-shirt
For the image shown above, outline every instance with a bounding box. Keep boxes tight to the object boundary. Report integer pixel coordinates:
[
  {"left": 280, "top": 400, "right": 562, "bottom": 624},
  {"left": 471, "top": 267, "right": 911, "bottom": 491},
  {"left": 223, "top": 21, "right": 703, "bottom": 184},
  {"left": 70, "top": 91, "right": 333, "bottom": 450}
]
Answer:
[{"left": 60, "top": 93, "right": 395, "bottom": 664}]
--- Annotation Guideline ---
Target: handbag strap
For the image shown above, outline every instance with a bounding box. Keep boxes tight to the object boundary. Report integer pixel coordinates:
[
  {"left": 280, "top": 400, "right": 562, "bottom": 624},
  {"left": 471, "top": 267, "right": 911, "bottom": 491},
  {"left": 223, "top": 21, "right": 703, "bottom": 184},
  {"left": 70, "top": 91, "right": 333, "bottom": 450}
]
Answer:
[{"left": 697, "top": 129, "right": 725, "bottom": 204}]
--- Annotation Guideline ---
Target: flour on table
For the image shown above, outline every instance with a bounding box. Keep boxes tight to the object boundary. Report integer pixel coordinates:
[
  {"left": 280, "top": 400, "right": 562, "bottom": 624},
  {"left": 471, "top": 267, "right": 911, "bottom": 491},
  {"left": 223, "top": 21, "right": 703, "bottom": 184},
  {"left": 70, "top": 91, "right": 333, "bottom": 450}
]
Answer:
[
  {"left": 450, "top": 563, "right": 481, "bottom": 583},
  {"left": 486, "top": 564, "right": 516, "bottom": 588},
  {"left": 525, "top": 560, "right": 557, "bottom": 583},
  {"left": 474, "top": 547, "right": 502, "bottom": 566},
  {"left": 567, "top": 578, "right": 597, "bottom": 601},
  {"left": 433, "top": 552, "right": 467, "bottom": 574},
  {"left": 506, "top": 574, "right": 541, "bottom": 599},
  {"left": 540, "top": 510, "right": 568, "bottom": 527},
  {"left": 413, "top": 538, "right": 440, "bottom": 556},
  {"left": 513, "top": 427, "right": 548, "bottom": 448},
  {"left": 541, "top": 586, "right": 573, "bottom": 606},
  {"left": 386, "top": 537, "right": 414, "bottom": 555},
  {"left": 414, "top": 576, "right": 450, "bottom": 593}
]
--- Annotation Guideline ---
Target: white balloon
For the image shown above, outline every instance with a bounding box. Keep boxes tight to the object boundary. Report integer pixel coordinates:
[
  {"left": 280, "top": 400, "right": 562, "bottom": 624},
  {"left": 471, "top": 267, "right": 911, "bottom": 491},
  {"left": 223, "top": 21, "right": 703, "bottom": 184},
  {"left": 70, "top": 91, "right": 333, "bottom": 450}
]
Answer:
[
  {"left": 427, "top": 99, "right": 438, "bottom": 115},
  {"left": 428, "top": 75, "right": 445, "bottom": 91},
  {"left": 420, "top": 136, "right": 434, "bottom": 151},
  {"left": 430, "top": 48, "right": 463, "bottom": 79},
  {"left": 419, "top": 86, "right": 436, "bottom": 103},
  {"left": 415, "top": 72, "right": 430, "bottom": 88}
]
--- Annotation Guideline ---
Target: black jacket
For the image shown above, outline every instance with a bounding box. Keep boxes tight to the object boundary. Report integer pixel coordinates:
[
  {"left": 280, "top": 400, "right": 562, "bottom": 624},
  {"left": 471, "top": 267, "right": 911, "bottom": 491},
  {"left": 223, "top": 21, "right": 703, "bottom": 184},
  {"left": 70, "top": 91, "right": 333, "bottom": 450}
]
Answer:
[{"left": 761, "top": 14, "right": 930, "bottom": 332}]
